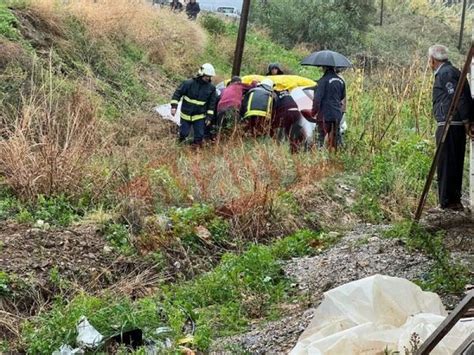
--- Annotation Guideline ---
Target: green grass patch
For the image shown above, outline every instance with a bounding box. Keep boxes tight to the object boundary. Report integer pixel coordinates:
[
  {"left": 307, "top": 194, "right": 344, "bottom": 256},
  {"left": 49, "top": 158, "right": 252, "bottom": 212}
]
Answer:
[
  {"left": 384, "top": 222, "right": 470, "bottom": 294},
  {"left": 22, "top": 229, "right": 337, "bottom": 352},
  {"left": 0, "top": 3, "right": 21, "bottom": 41},
  {"left": 100, "top": 222, "right": 135, "bottom": 255}
]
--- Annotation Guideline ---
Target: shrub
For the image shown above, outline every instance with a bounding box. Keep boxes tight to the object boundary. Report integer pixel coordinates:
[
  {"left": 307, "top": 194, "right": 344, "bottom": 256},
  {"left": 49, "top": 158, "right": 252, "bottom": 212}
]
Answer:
[
  {"left": 0, "top": 4, "right": 21, "bottom": 40},
  {"left": 251, "top": 0, "right": 376, "bottom": 51},
  {"left": 22, "top": 294, "right": 167, "bottom": 354},
  {"left": 200, "top": 13, "right": 226, "bottom": 36},
  {"left": 33, "top": 195, "right": 79, "bottom": 227},
  {"left": 101, "top": 222, "right": 134, "bottom": 255}
]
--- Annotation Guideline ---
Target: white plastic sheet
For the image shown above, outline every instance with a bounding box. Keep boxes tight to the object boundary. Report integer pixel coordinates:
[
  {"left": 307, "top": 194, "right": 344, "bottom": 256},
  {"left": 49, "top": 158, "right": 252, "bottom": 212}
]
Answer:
[
  {"left": 52, "top": 344, "right": 84, "bottom": 355},
  {"left": 154, "top": 102, "right": 181, "bottom": 126},
  {"left": 290, "top": 275, "right": 473, "bottom": 355},
  {"left": 76, "top": 316, "right": 104, "bottom": 348}
]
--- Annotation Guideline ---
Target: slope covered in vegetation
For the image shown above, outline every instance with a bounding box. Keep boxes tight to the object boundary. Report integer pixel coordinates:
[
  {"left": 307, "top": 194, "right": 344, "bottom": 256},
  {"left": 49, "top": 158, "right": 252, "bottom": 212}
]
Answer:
[{"left": 0, "top": 0, "right": 472, "bottom": 353}]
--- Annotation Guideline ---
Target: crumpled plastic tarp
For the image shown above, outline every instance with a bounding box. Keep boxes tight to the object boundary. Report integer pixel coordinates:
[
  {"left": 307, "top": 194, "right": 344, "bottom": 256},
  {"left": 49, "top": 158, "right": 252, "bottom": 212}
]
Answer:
[
  {"left": 154, "top": 102, "right": 182, "bottom": 126},
  {"left": 52, "top": 344, "right": 84, "bottom": 355},
  {"left": 290, "top": 274, "right": 474, "bottom": 355},
  {"left": 76, "top": 316, "right": 104, "bottom": 348}
]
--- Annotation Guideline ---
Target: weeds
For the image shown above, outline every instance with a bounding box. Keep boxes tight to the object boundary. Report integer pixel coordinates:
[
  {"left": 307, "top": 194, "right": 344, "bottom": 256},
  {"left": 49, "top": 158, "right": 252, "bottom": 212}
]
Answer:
[
  {"left": 101, "top": 222, "right": 135, "bottom": 255},
  {"left": 384, "top": 222, "right": 470, "bottom": 294},
  {"left": 0, "top": 271, "right": 11, "bottom": 296},
  {"left": 0, "top": 4, "right": 21, "bottom": 40},
  {"left": 21, "top": 229, "right": 334, "bottom": 352}
]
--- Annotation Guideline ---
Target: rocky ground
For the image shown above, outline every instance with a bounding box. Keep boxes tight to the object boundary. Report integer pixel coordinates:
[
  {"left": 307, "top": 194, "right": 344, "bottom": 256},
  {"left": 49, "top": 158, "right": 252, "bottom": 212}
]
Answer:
[
  {"left": 1, "top": 208, "right": 472, "bottom": 353},
  {"left": 212, "top": 212, "right": 474, "bottom": 354}
]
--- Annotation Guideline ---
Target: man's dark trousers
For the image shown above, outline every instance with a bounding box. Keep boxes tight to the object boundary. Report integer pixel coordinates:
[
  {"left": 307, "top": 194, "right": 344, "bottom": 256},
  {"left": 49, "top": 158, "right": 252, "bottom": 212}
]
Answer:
[
  {"left": 179, "top": 119, "right": 205, "bottom": 144},
  {"left": 436, "top": 125, "right": 466, "bottom": 208}
]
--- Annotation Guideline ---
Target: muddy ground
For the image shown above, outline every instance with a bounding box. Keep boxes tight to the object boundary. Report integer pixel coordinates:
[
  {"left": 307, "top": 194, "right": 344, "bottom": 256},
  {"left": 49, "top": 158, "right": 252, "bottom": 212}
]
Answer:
[{"left": 0, "top": 222, "right": 160, "bottom": 345}]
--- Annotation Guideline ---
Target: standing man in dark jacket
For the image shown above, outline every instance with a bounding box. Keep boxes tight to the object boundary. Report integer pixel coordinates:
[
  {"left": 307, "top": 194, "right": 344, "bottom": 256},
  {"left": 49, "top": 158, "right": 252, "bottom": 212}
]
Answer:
[
  {"left": 312, "top": 66, "right": 346, "bottom": 149},
  {"left": 171, "top": 63, "right": 217, "bottom": 146},
  {"left": 429, "top": 44, "right": 473, "bottom": 210},
  {"left": 186, "top": 0, "right": 200, "bottom": 20}
]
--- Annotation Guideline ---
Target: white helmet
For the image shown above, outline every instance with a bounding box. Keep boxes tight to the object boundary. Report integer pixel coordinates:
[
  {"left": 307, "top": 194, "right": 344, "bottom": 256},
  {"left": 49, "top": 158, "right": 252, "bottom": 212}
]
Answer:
[
  {"left": 260, "top": 78, "right": 274, "bottom": 89},
  {"left": 198, "top": 63, "right": 216, "bottom": 77}
]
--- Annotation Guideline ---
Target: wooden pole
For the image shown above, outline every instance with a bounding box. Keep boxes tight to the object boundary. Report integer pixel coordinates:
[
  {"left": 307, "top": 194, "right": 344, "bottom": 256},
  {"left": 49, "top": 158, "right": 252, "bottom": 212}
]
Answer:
[
  {"left": 379, "top": 0, "right": 384, "bottom": 26},
  {"left": 232, "top": 0, "right": 251, "bottom": 77},
  {"left": 458, "top": 0, "right": 467, "bottom": 51},
  {"left": 470, "top": 29, "right": 474, "bottom": 210},
  {"left": 414, "top": 44, "right": 474, "bottom": 221}
]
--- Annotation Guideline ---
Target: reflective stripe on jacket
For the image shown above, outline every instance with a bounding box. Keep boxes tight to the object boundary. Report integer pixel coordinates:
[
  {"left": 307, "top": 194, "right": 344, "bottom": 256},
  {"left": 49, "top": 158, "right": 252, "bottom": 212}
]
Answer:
[
  {"left": 171, "top": 77, "right": 216, "bottom": 121},
  {"left": 241, "top": 86, "right": 274, "bottom": 119}
]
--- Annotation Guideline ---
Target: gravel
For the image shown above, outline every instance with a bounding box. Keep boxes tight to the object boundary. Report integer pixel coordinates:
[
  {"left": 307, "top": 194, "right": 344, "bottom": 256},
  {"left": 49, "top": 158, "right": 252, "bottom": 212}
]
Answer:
[{"left": 211, "top": 224, "right": 434, "bottom": 354}]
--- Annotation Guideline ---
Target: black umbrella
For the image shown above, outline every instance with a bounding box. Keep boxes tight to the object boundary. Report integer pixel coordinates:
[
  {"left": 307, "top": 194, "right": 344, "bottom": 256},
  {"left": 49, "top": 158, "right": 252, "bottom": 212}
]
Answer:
[{"left": 301, "top": 50, "right": 352, "bottom": 68}]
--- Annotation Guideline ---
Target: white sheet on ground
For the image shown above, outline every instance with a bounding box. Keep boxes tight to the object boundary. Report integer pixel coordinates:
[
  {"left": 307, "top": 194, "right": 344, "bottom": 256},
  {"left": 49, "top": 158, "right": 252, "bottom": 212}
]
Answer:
[
  {"left": 290, "top": 274, "right": 473, "bottom": 355},
  {"left": 154, "top": 102, "right": 181, "bottom": 126}
]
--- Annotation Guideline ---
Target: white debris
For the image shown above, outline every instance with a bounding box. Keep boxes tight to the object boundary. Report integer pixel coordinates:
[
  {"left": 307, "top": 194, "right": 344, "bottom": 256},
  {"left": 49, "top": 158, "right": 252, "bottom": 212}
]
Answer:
[
  {"left": 76, "top": 316, "right": 104, "bottom": 348},
  {"left": 154, "top": 102, "right": 181, "bottom": 126},
  {"left": 52, "top": 344, "right": 84, "bottom": 355},
  {"left": 290, "top": 274, "right": 474, "bottom": 355}
]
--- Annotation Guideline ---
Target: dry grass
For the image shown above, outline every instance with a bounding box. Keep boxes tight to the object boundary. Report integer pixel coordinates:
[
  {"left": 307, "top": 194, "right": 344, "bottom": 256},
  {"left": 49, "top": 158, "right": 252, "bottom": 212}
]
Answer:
[
  {"left": 30, "top": 0, "right": 206, "bottom": 76},
  {"left": 0, "top": 65, "right": 99, "bottom": 200}
]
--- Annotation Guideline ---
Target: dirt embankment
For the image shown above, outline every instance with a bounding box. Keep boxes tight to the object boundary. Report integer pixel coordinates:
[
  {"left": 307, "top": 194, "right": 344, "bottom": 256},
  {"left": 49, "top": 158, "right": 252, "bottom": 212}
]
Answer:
[{"left": 0, "top": 222, "right": 161, "bottom": 346}]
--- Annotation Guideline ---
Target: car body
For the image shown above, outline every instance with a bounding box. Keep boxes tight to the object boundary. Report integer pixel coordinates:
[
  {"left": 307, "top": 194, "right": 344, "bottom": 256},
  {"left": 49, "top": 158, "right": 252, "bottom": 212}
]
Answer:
[{"left": 215, "top": 6, "right": 240, "bottom": 18}]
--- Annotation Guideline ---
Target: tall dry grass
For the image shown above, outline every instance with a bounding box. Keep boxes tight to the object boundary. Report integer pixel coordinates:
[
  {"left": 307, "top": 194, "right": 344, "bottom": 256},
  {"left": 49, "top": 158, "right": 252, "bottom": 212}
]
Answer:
[
  {"left": 30, "top": 0, "right": 206, "bottom": 76},
  {"left": 0, "top": 63, "right": 98, "bottom": 200}
]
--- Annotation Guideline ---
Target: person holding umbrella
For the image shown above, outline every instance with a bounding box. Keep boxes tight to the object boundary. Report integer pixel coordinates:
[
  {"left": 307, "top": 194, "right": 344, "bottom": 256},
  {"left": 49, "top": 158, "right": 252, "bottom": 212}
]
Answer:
[{"left": 301, "top": 50, "right": 350, "bottom": 149}]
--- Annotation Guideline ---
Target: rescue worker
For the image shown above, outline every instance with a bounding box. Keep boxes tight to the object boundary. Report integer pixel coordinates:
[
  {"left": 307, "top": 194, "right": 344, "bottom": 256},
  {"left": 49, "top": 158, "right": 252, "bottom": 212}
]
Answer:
[
  {"left": 312, "top": 66, "right": 346, "bottom": 149},
  {"left": 170, "top": 63, "right": 217, "bottom": 146},
  {"left": 428, "top": 44, "right": 473, "bottom": 210},
  {"left": 186, "top": 0, "right": 200, "bottom": 20},
  {"left": 273, "top": 90, "right": 301, "bottom": 153},
  {"left": 241, "top": 78, "right": 276, "bottom": 137},
  {"left": 266, "top": 63, "right": 284, "bottom": 76},
  {"left": 216, "top": 76, "right": 256, "bottom": 135},
  {"left": 170, "top": 0, "right": 183, "bottom": 12}
]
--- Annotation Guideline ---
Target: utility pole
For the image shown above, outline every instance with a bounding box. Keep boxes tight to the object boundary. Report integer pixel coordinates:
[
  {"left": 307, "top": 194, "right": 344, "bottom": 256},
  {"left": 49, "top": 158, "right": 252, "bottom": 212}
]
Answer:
[
  {"left": 458, "top": 0, "right": 467, "bottom": 50},
  {"left": 379, "top": 0, "right": 384, "bottom": 26},
  {"left": 232, "top": 0, "right": 251, "bottom": 77}
]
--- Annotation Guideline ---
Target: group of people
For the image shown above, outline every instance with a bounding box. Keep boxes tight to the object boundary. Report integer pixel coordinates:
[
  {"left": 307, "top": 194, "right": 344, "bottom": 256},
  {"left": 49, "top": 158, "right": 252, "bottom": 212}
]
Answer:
[
  {"left": 170, "top": 62, "right": 347, "bottom": 152},
  {"left": 170, "top": 44, "right": 474, "bottom": 212},
  {"left": 171, "top": 0, "right": 200, "bottom": 20},
  {"left": 153, "top": 0, "right": 200, "bottom": 20}
]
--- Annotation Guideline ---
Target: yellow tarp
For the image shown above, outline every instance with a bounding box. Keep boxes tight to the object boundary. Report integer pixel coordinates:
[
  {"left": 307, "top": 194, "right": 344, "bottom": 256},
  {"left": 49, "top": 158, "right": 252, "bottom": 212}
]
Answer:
[{"left": 225, "top": 75, "right": 316, "bottom": 91}]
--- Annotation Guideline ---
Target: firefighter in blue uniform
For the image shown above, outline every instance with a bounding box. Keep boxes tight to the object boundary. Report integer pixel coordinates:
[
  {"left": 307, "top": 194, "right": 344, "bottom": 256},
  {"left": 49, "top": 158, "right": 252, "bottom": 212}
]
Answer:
[
  {"left": 171, "top": 63, "right": 217, "bottom": 146},
  {"left": 429, "top": 45, "right": 473, "bottom": 210},
  {"left": 241, "top": 78, "right": 276, "bottom": 136}
]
